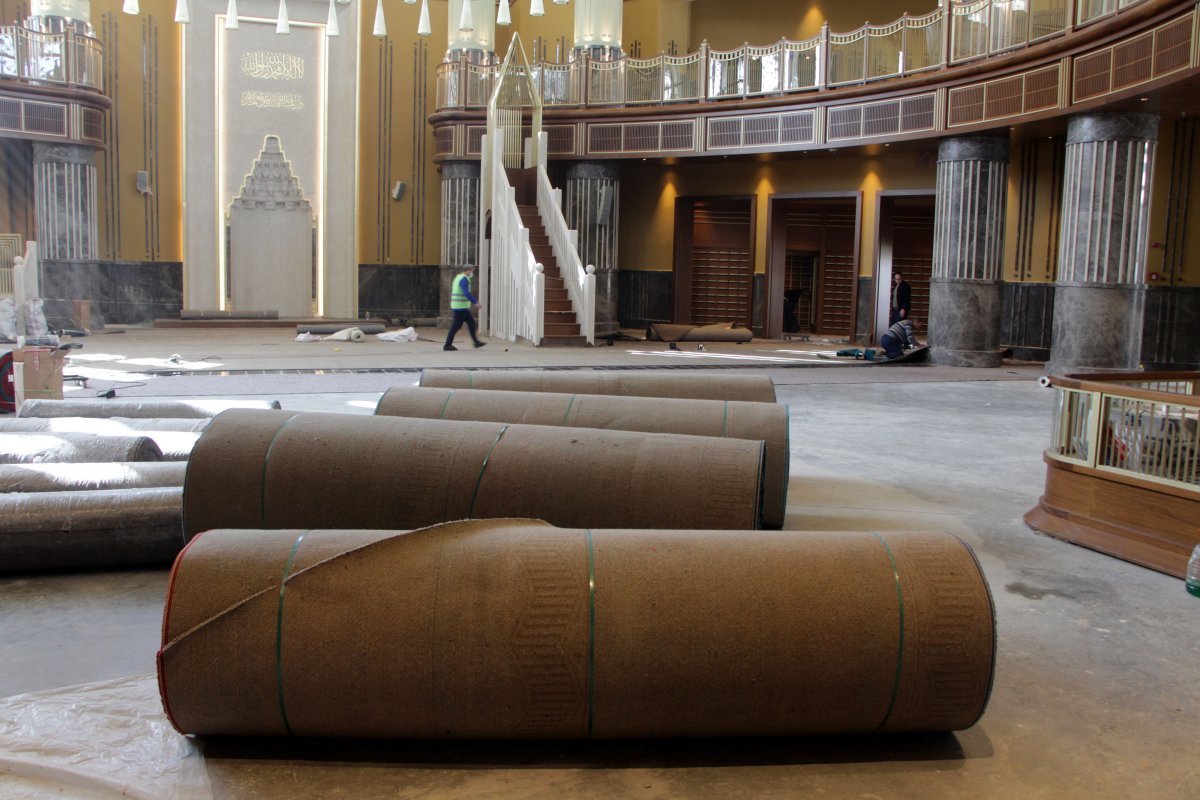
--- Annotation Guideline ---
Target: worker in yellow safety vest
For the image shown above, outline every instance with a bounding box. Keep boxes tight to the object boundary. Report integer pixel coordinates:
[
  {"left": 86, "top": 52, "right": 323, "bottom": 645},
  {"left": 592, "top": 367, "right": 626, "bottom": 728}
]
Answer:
[{"left": 444, "top": 264, "right": 487, "bottom": 351}]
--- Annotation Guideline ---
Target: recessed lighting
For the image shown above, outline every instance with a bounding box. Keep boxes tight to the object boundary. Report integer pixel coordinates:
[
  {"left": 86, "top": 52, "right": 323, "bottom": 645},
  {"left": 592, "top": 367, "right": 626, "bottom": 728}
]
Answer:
[{"left": 1140, "top": 97, "right": 1149, "bottom": 102}]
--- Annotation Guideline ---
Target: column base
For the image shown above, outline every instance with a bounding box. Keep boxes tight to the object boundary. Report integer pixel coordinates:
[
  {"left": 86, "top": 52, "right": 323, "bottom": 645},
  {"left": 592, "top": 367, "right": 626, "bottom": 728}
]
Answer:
[
  {"left": 930, "top": 348, "right": 1004, "bottom": 368},
  {"left": 1049, "top": 284, "right": 1144, "bottom": 372},
  {"left": 927, "top": 279, "right": 1003, "bottom": 369}
]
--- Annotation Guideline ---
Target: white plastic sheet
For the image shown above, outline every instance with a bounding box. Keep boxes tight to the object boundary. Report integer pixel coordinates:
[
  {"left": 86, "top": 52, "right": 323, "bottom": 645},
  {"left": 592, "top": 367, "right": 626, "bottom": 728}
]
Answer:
[
  {"left": 0, "top": 297, "right": 15, "bottom": 341},
  {"left": 377, "top": 327, "right": 418, "bottom": 342},
  {"left": 0, "top": 674, "right": 211, "bottom": 800}
]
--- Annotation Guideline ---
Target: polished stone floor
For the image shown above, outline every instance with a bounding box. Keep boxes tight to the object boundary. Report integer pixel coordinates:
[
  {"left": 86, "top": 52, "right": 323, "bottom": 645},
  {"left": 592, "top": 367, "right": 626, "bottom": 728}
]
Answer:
[{"left": 0, "top": 326, "right": 1196, "bottom": 799}]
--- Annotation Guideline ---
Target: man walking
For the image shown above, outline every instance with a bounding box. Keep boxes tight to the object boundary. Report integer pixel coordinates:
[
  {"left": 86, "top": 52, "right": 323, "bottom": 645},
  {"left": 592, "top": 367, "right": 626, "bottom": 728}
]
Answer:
[
  {"left": 444, "top": 265, "right": 486, "bottom": 351},
  {"left": 889, "top": 271, "right": 911, "bottom": 326}
]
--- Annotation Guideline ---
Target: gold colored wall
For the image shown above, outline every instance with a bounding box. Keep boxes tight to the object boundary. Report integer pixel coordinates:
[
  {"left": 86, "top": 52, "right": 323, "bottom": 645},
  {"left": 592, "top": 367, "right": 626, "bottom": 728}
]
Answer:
[
  {"left": 91, "top": 0, "right": 182, "bottom": 263},
  {"left": 687, "top": 0, "right": 925, "bottom": 50},
  {"left": 1147, "top": 118, "right": 1200, "bottom": 286},
  {"left": 618, "top": 150, "right": 935, "bottom": 279}
]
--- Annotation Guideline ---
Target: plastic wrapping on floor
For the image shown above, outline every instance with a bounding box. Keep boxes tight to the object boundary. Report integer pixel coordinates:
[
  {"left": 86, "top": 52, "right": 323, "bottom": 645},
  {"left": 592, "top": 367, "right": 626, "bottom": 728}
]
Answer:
[
  {"left": 0, "top": 432, "right": 163, "bottom": 464},
  {"left": 16, "top": 398, "right": 282, "bottom": 419},
  {"left": 0, "top": 674, "right": 211, "bottom": 800}
]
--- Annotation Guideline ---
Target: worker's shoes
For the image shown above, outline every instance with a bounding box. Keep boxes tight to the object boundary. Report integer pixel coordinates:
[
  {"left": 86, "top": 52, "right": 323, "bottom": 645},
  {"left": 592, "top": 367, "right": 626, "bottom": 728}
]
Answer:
[
  {"left": 473, "top": 341, "right": 486, "bottom": 349},
  {"left": 443, "top": 345, "right": 457, "bottom": 351}
]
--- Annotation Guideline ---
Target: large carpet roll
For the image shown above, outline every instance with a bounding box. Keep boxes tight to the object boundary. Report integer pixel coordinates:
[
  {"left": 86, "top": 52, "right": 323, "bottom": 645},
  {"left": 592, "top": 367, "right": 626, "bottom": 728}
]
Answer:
[
  {"left": 0, "top": 419, "right": 199, "bottom": 461},
  {"left": 183, "top": 410, "right": 764, "bottom": 540},
  {"left": 376, "top": 386, "right": 791, "bottom": 528},
  {"left": 17, "top": 399, "right": 281, "bottom": 419},
  {"left": 0, "top": 432, "right": 163, "bottom": 464},
  {"left": 419, "top": 369, "right": 777, "bottom": 403},
  {"left": 0, "top": 487, "right": 183, "bottom": 572},
  {"left": 158, "top": 521, "right": 996, "bottom": 738},
  {"left": 0, "top": 462, "right": 188, "bottom": 492}
]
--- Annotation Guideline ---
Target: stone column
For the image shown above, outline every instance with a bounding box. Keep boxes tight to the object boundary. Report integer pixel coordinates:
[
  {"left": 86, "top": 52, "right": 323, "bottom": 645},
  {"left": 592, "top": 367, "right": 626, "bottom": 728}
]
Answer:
[
  {"left": 439, "top": 161, "right": 480, "bottom": 328},
  {"left": 928, "top": 136, "right": 1009, "bottom": 367},
  {"left": 563, "top": 160, "right": 620, "bottom": 336},
  {"left": 1049, "top": 112, "right": 1158, "bottom": 372},
  {"left": 33, "top": 143, "right": 98, "bottom": 261}
]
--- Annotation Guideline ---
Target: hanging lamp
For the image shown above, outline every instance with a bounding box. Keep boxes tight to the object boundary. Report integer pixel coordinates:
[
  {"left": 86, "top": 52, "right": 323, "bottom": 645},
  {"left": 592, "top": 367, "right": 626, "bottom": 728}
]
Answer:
[
  {"left": 122, "top": 0, "right": 139, "bottom": 14},
  {"left": 325, "top": 0, "right": 339, "bottom": 36},
  {"left": 458, "top": 0, "right": 473, "bottom": 33},
  {"left": 174, "top": 0, "right": 189, "bottom": 23},
  {"left": 373, "top": 0, "right": 387, "bottom": 37},
  {"left": 496, "top": 0, "right": 510, "bottom": 26},
  {"left": 276, "top": 0, "right": 290, "bottom": 34},
  {"left": 417, "top": 0, "right": 431, "bottom": 36},
  {"left": 530, "top": 0, "right": 544, "bottom": 17},
  {"left": 224, "top": 0, "right": 239, "bottom": 30}
]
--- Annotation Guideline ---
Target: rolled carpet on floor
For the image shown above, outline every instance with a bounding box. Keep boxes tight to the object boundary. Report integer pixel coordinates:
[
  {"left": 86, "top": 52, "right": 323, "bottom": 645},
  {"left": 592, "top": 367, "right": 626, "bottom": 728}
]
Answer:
[
  {"left": 0, "top": 432, "right": 163, "bottom": 464},
  {"left": 0, "top": 462, "right": 188, "bottom": 492},
  {"left": 157, "top": 520, "right": 996, "bottom": 738},
  {"left": 376, "top": 386, "right": 791, "bottom": 529},
  {"left": 0, "top": 419, "right": 200, "bottom": 461},
  {"left": 0, "top": 487, "right": 184, "bottom": 572},
  {"left": 418, "top": 369, "right": 777, "bottom": 403},
  {"left": 17, "top": 399, "right": 281, "bottom": 419},
  {"left": 182, "top": 410, "right": 764, "bottom": 541}
]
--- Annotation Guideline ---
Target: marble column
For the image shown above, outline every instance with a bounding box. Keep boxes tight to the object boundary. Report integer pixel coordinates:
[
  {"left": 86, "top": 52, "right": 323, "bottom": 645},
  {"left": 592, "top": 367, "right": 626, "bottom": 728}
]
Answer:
[
  {"left": 563, "top": 160, "right": 620, "bottom": 336},
  {"left": 439, "top": 161, "right": 481, "bottom": 328},
  {"left": 1048, "top": 112, "right": 1158, "bottom": 373},
  {"left": 33, "top": 143, "right": 99, "bottom": 261},
  {"left": 928, "top": 136, "right": 1008, "bottom": 367}
]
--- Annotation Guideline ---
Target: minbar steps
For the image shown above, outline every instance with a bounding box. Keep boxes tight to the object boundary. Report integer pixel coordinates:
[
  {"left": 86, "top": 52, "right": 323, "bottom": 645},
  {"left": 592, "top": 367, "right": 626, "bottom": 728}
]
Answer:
[{"left": 518, "top": 204, "right": 588, "bottom": 347}]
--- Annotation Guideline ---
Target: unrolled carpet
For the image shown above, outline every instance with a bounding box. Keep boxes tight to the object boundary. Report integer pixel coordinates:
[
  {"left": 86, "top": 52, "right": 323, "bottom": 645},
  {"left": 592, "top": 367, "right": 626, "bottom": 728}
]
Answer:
[
  {"left": 158, "top": 520, "right": 996, "bottom": 738},
  {"left": 418, "top": 369, "right": 777, "bottom": 403},
  {"left": 376, "top": 386, "right": 791, "bottom": 528},
  {"left": 182, "top": 410, "right": 764, "bottom": 541}
]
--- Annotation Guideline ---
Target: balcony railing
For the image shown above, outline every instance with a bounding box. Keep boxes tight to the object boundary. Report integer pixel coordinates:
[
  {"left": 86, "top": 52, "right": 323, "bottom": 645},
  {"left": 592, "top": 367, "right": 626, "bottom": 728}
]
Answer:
[
  {"left": 0, "top": 26, "right": 103, "bottom": 93},
  {"left": 1046, "top": 372, "right": 1200, "bottom": 491},
  {"left": 435, "top": 0, "right": 1151, "bottom": 111}
]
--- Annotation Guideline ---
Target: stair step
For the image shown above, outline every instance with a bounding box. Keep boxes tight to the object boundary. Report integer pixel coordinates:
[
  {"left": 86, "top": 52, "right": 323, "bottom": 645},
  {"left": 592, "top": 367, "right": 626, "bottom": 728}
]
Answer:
[
  {"left": 544, "top": 290, "right": 568, "bottom": 302},
  {"left": 546, "top": 298, "right": 572, "bottom": 312},
  {"left": 544, "top": 322, "right": 581, "bottom": 336},
  {"left": 540, "top": 335, "right": 590, "bottom": 347}
]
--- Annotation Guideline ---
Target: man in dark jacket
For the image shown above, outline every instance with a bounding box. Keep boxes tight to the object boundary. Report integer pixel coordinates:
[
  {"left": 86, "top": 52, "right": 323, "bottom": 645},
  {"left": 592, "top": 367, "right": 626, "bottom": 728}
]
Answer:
[{"left": 889, "top": 271, "right": 912, "bottom": 326}]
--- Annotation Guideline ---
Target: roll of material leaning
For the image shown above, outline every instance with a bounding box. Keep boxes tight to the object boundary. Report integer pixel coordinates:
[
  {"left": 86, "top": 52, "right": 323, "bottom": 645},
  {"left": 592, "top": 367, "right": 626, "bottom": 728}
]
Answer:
[
  {"left": 182, "top": 409, "right": 765, "bottom": 540},
  {"left": 158, "top": 520, "right": 996, "bottom": 738},
  {"left": 376, "top": 386, "right": 791, "bottom": 528},
  {"left": 418, "top": 369, "right": 777, "bottom": 403}
]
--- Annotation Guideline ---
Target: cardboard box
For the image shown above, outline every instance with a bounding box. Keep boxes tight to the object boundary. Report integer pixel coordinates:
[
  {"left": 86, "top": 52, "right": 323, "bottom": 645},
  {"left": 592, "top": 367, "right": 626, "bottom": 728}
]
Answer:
[{"left": 12, "top": 346, "right": 66, "bottom": 405}]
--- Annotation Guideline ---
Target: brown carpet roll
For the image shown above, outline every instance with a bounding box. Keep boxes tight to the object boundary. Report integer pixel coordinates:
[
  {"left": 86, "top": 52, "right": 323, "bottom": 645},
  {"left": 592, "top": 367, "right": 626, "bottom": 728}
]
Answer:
[
  {"left": 158, "top": 521, "right": 996, "bottom": 738},
  {"left": 183, "top": 410, "right": 764, "bottom": 540},
  {"left": 376, "top": 386, "right": 791, "bottom": 528},
  {"left": 0, "top": 432, "right": 163, "bottom": 464},
  {"left": 418, "top": 369, "right": 777, "bottom": 403},
  {"left": 0, "top": 462, "right": 188, "bottom": 492},
  {"left": 17, "top": 399, "right": 281, "bottom": 419},
  {"left": 0, "top": 487, "right": 184, "bottom": 572}
]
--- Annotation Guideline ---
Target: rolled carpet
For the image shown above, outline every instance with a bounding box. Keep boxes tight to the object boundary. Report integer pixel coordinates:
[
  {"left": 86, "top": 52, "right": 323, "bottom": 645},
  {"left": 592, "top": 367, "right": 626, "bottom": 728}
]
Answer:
[
  {"left": 0, "top": 432, "right": 162, "bottom": 464},
  {"left": 418, "top": 369, "right": 777, "bottom": 403},
  {"left": 182, "top": 410, "right": 764, "bottom": 540},
  {"left": 157, "top": 520, "right": 996, "bottom": 738},
  {"left": 0, "top": 487, "right": 184, "bottom": 572},
  {"left": 376, "top": 386, "right": 791, "bottom": 528},
  {"left": 0, "top": 462, "right": 188, "bottom": 493},
  {"left": 17, "top": 399, "right": 282, "bottom": 419},
  {"left": 0, "top": 420, "right": 200, "bottom": 461}
]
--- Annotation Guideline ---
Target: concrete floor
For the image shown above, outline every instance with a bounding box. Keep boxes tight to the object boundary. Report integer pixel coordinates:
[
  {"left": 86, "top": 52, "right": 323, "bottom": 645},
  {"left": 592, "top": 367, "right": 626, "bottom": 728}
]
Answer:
[{"left": 1, "top": 326, "right": 1197, "bottom": 798}]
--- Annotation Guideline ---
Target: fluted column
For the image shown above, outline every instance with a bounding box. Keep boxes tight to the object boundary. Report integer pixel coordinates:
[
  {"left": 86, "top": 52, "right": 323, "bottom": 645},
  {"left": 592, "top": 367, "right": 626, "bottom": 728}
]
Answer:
[
  {"left": 33, "top": 143, "right": 98, "bottom": 261},
  {"left": 1048, "top": 113, "right": 1158, "bottom": 372},
  {"left": 439, "top": 161, "right": 480, "bottom": 328},
  {"left": 928, "top": 136, "right": 1009, "bottom": 367},
  {"left": 564, "top": 160, "right": 619, "bottom": 336}
]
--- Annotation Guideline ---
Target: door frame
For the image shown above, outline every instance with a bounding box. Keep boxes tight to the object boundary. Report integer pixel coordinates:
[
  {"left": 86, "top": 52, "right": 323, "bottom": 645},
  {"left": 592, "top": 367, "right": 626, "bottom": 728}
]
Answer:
[
  {"left": 672, "top": 194, "right": 758, "bottom": 325},
  {"left": 873, "top": 189, "right": 936, "bottom": 343},
  {"left": 765, "top": 192, "right": 861, "bottom": 340}
]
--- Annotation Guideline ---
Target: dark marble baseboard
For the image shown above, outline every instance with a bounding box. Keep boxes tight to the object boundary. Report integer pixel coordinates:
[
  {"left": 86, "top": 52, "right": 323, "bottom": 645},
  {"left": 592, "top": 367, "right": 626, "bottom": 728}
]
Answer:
[
  {"left": 1002, "top": 282, "right": 1054, "bottom": 361},
  {"left": 1142, "top": 285, "right": 1200, "bottom": 370},
  {"left": 358, "top": 264, "right": 441, "bottom": 325},
  {"left": 38, "top": 260, "right": 182, "bottom": 327}
]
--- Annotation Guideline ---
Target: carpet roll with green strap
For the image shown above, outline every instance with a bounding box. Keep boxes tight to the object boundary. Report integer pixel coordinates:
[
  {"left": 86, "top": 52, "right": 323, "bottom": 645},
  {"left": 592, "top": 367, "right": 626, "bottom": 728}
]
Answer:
[
  {"left": 157, "top": 520, "right": 996, "bottom": 738},
  {"left": 418, "top": 369, "right": 777, "bottom": 403},
  {"left": 182, "top": 409, "right": 765, "bottom": 540},
  {"left": 376, "top": 386, "right": 791, "bottom": 528}
]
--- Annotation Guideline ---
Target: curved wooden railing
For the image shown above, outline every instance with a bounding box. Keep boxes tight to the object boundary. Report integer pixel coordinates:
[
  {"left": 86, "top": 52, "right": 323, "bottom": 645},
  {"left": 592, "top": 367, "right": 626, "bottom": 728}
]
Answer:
[
  {"left": 1029, "top": 371, "right": 1199, "bottom": 578},
  {"left": 435, "top": 0, "right": 1152, "bottom": 111},
  {"left": 1044, "top": 372, "right": 1199, "bottom": 490}
]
